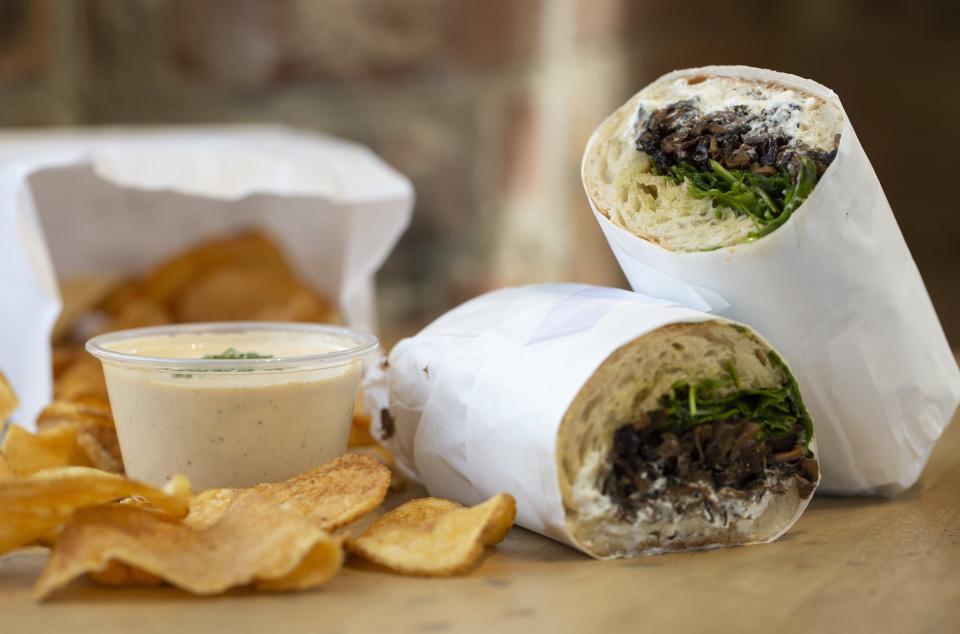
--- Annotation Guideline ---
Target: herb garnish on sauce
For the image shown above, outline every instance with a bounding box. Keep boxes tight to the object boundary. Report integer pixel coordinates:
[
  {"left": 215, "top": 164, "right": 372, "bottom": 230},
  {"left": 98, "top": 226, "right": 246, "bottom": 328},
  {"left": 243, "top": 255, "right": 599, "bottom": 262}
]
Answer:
[
  {"left": 173, "top": 348, "right": 273, "bottom": 378},
  {"left": 203, "top": 347, "right": 273, "bottom": 360}
]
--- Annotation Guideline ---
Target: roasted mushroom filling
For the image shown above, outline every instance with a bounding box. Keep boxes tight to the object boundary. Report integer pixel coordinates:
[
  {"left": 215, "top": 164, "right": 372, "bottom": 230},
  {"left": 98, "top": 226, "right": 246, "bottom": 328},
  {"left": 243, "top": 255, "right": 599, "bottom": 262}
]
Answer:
[
  {"left": 634, "top": 100, "right": 840, "bottom": 239},
  {"left": 600, "top": 362, "right": 817, "bottom": 523}
]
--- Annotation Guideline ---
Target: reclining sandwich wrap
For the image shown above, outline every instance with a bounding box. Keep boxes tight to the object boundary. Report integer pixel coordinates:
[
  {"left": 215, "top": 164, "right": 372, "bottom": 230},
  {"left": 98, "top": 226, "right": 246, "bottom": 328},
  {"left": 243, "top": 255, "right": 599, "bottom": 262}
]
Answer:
[
  {"left": 582, "top": 65, "right": 960, "bottom": 495},
  {"left": 366, "top": 284, "right": 819, "bottom": 558}
]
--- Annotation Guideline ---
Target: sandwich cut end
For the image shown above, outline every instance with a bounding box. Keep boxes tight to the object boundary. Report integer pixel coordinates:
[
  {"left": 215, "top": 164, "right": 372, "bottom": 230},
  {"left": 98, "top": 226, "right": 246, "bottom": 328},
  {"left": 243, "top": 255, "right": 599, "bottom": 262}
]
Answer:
[
  {"left": 557, "top": 321, "right": 819, "bottom": 558},
  {"left": 583, "top": 71, "right": 844, "bottom": 251}
]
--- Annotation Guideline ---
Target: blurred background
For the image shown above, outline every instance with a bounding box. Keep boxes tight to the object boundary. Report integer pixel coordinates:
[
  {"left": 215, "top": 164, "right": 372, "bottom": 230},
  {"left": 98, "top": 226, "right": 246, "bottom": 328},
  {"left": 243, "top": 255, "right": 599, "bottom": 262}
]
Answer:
[{"left": 0, "top": 0, "right": 957, "bottom": 346}]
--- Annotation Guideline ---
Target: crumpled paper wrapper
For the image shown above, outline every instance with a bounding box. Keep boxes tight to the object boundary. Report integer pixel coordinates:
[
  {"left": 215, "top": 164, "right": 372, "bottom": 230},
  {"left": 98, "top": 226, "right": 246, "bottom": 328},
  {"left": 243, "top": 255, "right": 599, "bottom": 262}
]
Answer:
[
  {"left": 0, "top": 126, "right": 413, "bottom": 428},
  {"left": 365, "top": 283, "right": 799, "bottom": 551},
  {"left": 583, "top": 66, "right": 960, "bottom": 495}
]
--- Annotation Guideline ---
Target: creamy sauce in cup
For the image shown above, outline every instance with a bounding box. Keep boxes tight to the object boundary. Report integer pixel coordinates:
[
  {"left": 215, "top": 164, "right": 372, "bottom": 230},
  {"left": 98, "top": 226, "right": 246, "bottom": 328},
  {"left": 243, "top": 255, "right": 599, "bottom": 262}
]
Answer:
[{"left": 88, "top": 325, "right": 375, "bottom": 490}]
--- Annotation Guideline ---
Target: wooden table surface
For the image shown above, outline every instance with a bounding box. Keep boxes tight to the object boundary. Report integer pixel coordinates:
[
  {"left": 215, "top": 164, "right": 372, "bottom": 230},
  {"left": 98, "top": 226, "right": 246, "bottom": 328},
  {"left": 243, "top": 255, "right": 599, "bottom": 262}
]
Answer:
[{"left": 2, "top": 413, "right": 958, "bottom": 634}]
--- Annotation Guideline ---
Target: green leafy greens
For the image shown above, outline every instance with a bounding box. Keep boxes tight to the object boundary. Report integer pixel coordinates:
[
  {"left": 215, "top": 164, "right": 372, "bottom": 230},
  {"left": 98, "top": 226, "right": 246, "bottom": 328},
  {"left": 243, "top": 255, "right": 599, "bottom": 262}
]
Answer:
[
  {"left": 202, "top": 347, "right": 272, "bottom": 360},
  {"left": 172, "top": 348, "right": 274, "bottom": 377},
  {"left": 666, "top": 156, "right": 817, "bottom": 240},
  {"left": 656, "top": 356, "right": 813, "bottom": 447}
]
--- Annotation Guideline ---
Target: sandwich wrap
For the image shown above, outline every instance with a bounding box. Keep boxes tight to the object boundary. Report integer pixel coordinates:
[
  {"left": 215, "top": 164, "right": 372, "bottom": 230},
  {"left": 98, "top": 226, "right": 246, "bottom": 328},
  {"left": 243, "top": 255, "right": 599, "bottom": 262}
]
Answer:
[
  {"left": 582, "top": 65, "right": 960, "bottom": 495},
  {"left": 365, "top": 284, "right": 819, "bottom": 558}
]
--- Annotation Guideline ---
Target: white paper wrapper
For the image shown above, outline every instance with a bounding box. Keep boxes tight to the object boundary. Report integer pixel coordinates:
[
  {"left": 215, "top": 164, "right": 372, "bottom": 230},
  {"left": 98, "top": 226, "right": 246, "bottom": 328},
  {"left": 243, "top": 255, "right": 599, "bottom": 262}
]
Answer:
[
  {"left": 365, "top": 283, "right": 808, "bottom": 551},
  {"left": 0, "top": 126, "right": 413, "bottom": 428},
  {"left": 583, "top": 66, "right": 960, "bottom": 495}
]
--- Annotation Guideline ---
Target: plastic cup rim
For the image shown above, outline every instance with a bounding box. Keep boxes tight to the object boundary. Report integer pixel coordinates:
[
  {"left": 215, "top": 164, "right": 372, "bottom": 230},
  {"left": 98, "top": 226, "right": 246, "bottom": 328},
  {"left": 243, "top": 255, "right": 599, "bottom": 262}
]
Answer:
[{"left": 85, "top": 321, "right": 379, "bottom": 371}]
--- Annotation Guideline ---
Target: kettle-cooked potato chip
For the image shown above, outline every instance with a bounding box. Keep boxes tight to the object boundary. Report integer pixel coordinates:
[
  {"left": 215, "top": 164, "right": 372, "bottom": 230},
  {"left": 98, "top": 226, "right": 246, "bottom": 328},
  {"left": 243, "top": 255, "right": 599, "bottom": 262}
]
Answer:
[
  {"left": 34, "top": 490, "right": 343, "bottom": 600},
  {"left": 0, "top": 454, "right": 13, "bottom": 481},
  {"left": 104, "top": 297, "right": 172, "bottom": 332},
  {"left": 348, "top": 402, "right": 376, "bottom": 448},
  {"left": 96, "top": 277, "right": 142, "bottom": 319},
  {"left": 37, "top": 400, "right": 113, "bottom": 431},
  {"left": 0, "top": 466, "right": 189, "bottom": 555},
  {"left": 346, "top": 493, "right": 516, "bottom": 576},
  {"left": 138, "top": 230, "right": 294, "bottom": 306},
  {"left": 2, "top": 369, "right": 122, "bottom": 477},
  {"left": 52, "top": 345, "right": 81, "bottom": 378},
  {"left": 0, "top": 370, "right": 17, "bottom": 423},
  {"left": 52, "top": 276, "right": 118, "bottom": 342},
  {"left": 347, "top": 444, "right": 406, "bottom": 493},
  {"left": 37, "top": 401, "right": 123, "bottom": 474},
  {"left": 53, "top": 354, "right": 109, "bottom": 404},
  {"left": 187, "top": 453, "right": 390, "bottom": 531},
  {"left": 174, "top": 267, "right": 301, "bottom": 323},
  {"left": 253, "top": 288, "right": 338, "bottom": 324},
  {"left": 1, "top": 424, "right": 92, "bottom": 477},
  {"left": 72, "top": 426, "right": 123, "bottom": 474},
  {"left": 87, "top": 559, "right": 164, "bottom": 587}
]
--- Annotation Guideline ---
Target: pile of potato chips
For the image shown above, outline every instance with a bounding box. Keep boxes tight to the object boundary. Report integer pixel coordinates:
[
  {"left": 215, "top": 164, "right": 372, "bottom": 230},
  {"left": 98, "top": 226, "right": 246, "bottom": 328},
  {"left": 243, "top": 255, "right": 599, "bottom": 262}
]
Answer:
[
  {"left": 42, "top": 230, "right": 391, "bottom": 478},
  {"left": 55, "top": 230, "right": 338, "bottom": 344},
  {"left": 1, "top": 375, "right": 516, "bottom": 600},
  {"left": 0, "top": 230, "right": 517, "bottom": 600}
]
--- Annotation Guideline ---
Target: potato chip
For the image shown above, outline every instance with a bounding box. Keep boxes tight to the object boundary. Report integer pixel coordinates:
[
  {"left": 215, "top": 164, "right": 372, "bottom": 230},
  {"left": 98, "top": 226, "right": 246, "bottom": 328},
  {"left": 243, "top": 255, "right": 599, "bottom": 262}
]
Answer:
[
  {"left": 37, "top": 401, "right": 123, "bottom": 473},
  {"left": 52, "top": 276, "right": 118, "bottom": 342},
  {"left": 59, "top": 392, "right": 112, "bottom": 413},
  {"left": 37, "top": 401, "right": 112, "bottom": 432},
  {"left": 0, "top": 370, "right": 17, "bottom": 423},
  {"left": 253, "top": 288, "right": 338, "bottom": 324},
  {"left": 96, "top": 277, "right": 146, "bottom": 319},
  {"left": 1, "top": 424, "right": 91, "bottom": 477},
  {"left": 174, "top": 267, "right": 304, "bottom": 323},
  {"left": 345, "top": 394, "right": 403, "bottom": 486},
  {"left": 348, "top": 407, "right": 376, "bottom": 448},
  {"left": 347, "top": 444, "right": 406, "bottom": 493},
  {"left": 347, "top": 443, "right": 393, "bottom": 468},
  {"left": 105, "top": 297, "right": 171, "bottom": 332},
  {"left": 346, "top": 493, "right": 516, "bottom": 576},
  {"left": 0, "top": 454, "right": 13, "bottom": 482},
  {"left": 53, "top": 353, "right": 109, "bottom": 403},
  {"left": 138, "top": 230, "right": 294, "bottom": 306},
  {"left": 52, "top": 345, "right": 81, "bottom": 378},
  {"left": 184, "top": 488, "right": 236, "bottom": 530},
  {"left": 187, "top": 453, "right": 390, "bottom": 531},
  {"left": 73, "top": 428, "right": 123, "bottom": 473},
  {"left": 0, "top": 466, "right": 189, "bottom": 555},
  {"left": 88, "top": 559, "right": 164, "bottom": 587},
  {"left": 34, "top": 490, "right": 342, "bottom": 599}
]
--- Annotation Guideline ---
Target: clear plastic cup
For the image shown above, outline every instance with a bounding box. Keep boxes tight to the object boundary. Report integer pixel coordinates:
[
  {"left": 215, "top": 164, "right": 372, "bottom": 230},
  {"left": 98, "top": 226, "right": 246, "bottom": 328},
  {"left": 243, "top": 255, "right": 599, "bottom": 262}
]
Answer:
[{"left": 87, "top": 322, "right": 378, "bottom": 490}]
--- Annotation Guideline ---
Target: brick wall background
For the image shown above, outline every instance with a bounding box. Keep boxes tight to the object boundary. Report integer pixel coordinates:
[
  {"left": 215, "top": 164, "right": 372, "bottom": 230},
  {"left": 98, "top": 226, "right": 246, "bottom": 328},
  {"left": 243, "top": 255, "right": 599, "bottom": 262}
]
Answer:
[{"left": 0, "top": 0, "right": 957, "bottom": 345}]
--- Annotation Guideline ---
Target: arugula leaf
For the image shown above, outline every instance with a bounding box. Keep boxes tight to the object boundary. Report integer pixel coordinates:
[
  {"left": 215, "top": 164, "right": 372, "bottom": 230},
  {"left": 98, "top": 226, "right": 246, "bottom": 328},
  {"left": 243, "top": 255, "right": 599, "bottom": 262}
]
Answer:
[
  {"left": 667, "top": 156, "right": 818, "bottom": 240},
  {"left": 656, "top": 358, "right": 813, "bottom": 447}
]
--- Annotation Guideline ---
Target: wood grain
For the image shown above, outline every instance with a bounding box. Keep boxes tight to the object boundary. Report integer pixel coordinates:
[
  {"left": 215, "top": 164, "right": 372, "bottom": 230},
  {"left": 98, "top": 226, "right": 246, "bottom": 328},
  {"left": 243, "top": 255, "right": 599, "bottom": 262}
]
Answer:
[{"left": 2, "top": 413, "right": 957, "bottom": 634}]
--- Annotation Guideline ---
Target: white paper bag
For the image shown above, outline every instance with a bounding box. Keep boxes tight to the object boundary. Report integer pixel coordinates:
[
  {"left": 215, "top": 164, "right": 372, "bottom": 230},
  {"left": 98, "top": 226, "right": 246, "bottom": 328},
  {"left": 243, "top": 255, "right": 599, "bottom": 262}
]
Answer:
[
  {"left": 583, "top": 66, "right": 960, "bottom": 495},
  {"left": 365, "top": 283, "right": 774, "bottom": 549},
  {"left": 0, "top": 126, "right": 413, "bottom": 429}
]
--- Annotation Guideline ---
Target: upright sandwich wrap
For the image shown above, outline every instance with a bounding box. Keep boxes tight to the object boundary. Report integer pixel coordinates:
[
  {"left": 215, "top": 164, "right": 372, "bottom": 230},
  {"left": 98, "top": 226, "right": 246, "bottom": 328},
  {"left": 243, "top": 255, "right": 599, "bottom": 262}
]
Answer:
[
  {"left": 582, "top": 66, "right": 960, "bottom": 495},
  {"left": 366, "top": 284, "right": 819, "bottom": 558}
]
